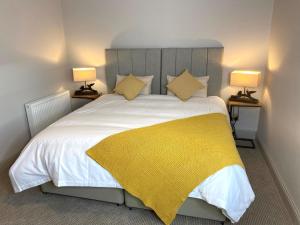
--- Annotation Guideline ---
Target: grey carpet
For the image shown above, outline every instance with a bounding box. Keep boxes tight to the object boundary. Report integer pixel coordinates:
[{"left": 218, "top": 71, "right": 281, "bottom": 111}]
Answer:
[{"left": 0, "top": 147, "right": 294, "bottom": 225}]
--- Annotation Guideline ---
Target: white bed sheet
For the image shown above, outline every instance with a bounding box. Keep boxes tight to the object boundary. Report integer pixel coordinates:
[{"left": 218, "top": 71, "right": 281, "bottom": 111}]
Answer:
[{"left": 9, "top": 94, "right": 254, "bottom": 222}]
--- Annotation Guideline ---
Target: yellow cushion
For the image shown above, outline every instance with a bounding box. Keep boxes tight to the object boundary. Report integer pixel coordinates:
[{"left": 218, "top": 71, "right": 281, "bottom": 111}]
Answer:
[
  {"left": 167, "top": 69, "right": 204, "bottom": 101},
  {"left": 114, "top": 74, "right": 146, "bottom": 100}
]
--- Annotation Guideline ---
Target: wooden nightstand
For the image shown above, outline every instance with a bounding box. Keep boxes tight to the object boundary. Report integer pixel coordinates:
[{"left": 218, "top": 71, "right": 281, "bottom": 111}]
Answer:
[
  {"left": 72, "top": 93, "right": 102, "bottom": 100},
  {"left": 227, "top": 100, "right": 262, "bottom": 149}
]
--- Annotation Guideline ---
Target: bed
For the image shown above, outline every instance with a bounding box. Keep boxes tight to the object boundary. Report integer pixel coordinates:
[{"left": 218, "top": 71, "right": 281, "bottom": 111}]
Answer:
[{"left": 9, "top": 48, "right": 255, "bottom": 224}]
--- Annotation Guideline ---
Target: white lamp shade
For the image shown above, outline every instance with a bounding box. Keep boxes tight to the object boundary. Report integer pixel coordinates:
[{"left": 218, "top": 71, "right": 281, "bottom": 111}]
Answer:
[
  {"left": 230, "top": 70, "right": 260, "bottom": 88},
  {"left": 73, "top": 68, "right": 96, "bottom": 82}
]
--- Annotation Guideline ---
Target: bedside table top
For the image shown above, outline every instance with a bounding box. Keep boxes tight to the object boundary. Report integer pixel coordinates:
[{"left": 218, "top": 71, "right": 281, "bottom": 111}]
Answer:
[
  {"left": 72, "top": 94, "right": 101, "bottom": 100},
  {"left": 228, "top": 100, "right": 262, "bottom": 108}
]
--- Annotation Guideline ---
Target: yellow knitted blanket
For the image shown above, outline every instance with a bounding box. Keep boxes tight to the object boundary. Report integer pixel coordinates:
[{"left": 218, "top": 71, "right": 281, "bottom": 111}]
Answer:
[{"left": 87, "top": 113, "right": 243, "bottom": 225}]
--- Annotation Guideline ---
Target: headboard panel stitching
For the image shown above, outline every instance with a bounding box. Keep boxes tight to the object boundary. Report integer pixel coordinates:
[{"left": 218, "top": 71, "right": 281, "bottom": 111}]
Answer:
[
  {"left": 116, "top": 50, "right": 120, "bottom": 74},
  {"left": 159, "top": 49, "right": 163, "bottom": 94},
  {"left": 205, "top": 49, "right": 209, "bottom": 76},
  {"left": 144, "top": 51, "right": 147, "bottom": 75},
  {"left": 175, "top": 49, "right": 178, "bottom": 74},
  {"left": 190, "top": 49, "right": 193, "bottom": 73},
  {"left": 130, "top": 50, "right": 133, "bottom": 72}
]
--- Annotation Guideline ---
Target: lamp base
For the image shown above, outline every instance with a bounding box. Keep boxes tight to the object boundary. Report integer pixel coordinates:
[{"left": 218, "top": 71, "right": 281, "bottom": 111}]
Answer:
[
  {"left": 229, "top": 95, "right": 259, "bottom": 104},
  {"left": 75, "top": 82, "right": 98, "bottom": 96},
  {"left": 229, "top": 88, "right": 259, "bottom": 104},
  {"left": 74, "top": 89, "right": 98, "bottom": 96}
]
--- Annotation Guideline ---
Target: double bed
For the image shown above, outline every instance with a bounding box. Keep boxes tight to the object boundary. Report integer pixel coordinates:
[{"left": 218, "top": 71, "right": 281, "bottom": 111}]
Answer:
[{"left": 9, "top": 48, "right": 255, "bottom": 224}]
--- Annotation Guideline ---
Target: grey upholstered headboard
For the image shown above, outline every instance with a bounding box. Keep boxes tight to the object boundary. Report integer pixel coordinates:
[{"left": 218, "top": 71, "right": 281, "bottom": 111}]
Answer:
[
  {"left": 161, "top": 48, "right": 223, "bottom": 96},
  {"left": 105, "top": 49, "right": 161, "bottom": 94},
  {"left": 105, "top": 47, "right": 223, "bottom": 96}
]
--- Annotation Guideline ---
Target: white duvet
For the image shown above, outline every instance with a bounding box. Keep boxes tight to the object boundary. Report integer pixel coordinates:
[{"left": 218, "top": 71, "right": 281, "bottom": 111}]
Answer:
[{"left": 9, "top": 94, "right": 254, "bottom": 222}]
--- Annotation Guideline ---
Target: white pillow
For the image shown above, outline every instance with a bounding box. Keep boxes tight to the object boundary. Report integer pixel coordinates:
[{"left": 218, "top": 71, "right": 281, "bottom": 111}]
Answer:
[
  {"left": 167, "top": 75, "right": 209, "bottom": 98},
  {"left": 116, "top": 74, "right": 154, "bottom": 95}
]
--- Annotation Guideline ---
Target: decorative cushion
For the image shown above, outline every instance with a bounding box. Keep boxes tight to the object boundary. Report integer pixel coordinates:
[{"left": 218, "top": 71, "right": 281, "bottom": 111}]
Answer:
[
  {"left": 167, "top": 70, "right": 204, "bottom": 101},
  {"left": 114, "top": 74, "right": 146, "bottom": 100},
  {"left": 116, "top": 74, "right": 154, "bottom": 95},
  {"left": 167, "top": 75, "right": 209, "bottom": 98}
]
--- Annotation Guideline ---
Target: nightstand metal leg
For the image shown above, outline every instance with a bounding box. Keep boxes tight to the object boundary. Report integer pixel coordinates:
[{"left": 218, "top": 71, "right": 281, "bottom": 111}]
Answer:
[{"left": 228, "top": 103, "right": 256, "bottom": 149}]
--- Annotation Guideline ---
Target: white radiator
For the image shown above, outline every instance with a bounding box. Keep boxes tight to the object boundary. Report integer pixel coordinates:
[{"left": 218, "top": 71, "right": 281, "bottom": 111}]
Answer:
[{"left": 25, "top": 91, "right": 71, "bottom": 137}]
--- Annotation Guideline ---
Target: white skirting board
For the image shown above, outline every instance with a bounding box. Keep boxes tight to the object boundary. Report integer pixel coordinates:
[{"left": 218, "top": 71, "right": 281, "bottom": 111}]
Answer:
[{"left": 257, "top": 139, "right": 300, "bottom": 225}]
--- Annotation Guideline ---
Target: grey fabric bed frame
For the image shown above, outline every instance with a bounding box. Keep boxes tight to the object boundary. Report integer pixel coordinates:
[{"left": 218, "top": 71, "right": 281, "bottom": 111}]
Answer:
[
  {"left": 105, "top": 48, "right": 223, "bottom": 96},
  {"left": 41, "top": 47, "right": 225, "bottom": 223}
]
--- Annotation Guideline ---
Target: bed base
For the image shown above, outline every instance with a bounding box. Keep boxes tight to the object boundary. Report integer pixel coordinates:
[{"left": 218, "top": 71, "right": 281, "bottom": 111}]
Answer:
[
  {"left": 125, "top": 191, "right": 226, "bottom": 223},
  {"left": 41, "top": 183, "right": 226, "bottom": 223},
  {"left": 41, "top": 182, "right": 124, "bottom": 204}
]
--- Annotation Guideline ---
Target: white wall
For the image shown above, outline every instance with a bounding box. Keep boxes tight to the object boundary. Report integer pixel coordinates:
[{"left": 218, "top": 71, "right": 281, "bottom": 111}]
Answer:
[
  {"left": 0, "top": 0, "right": 275, "bottom": 175},
  {"left": 258, "top": 0, "right": 300, "bottom": 222},
  {"left": 0, "top": 0, "right": 73, "bottom": 173},
  {"left": 62, "top": 0, "right": 274, "bottom": 137}
]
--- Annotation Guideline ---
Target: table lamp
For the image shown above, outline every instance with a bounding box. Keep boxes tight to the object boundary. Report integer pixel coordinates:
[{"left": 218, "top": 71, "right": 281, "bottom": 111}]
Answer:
[
  {"left": 229, "top": 70, "right": 260, "bottom": 103},
  {"left": 73, "top": 67, "right": 98, "bottom": 95}
]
